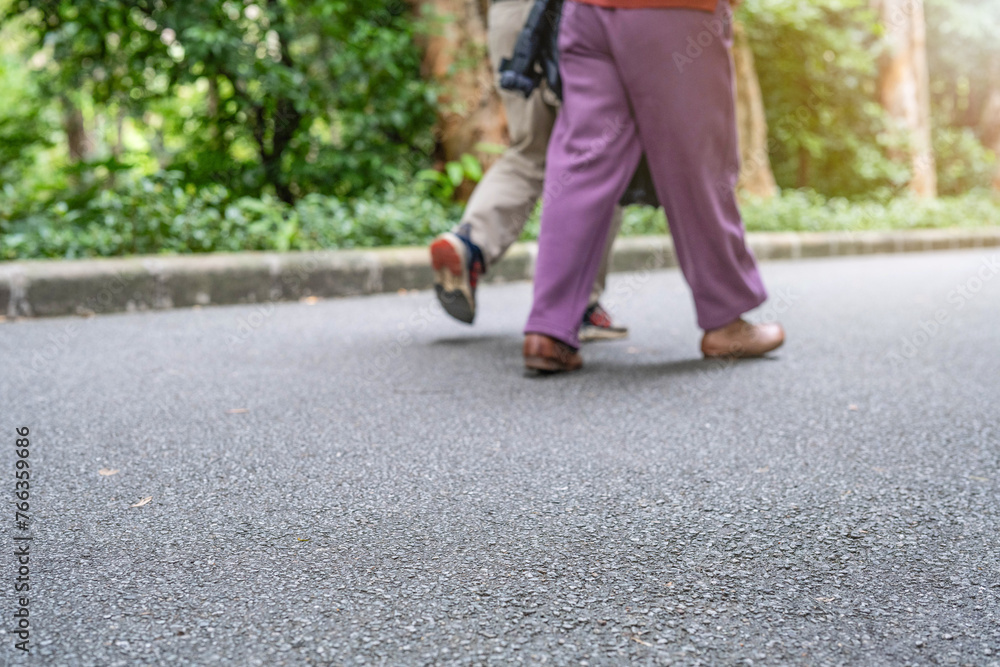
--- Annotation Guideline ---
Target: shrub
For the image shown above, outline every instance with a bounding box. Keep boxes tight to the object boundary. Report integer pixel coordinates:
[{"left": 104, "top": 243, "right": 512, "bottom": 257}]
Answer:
[
  {"left": 0, "top": 172, "right": 462, "bottom": 259},
  {"left": 933, "top": 127, "right": 997, "bottom": 196},
  {"left": 2, "top": 179, "right": 998, "bottom": 261}
]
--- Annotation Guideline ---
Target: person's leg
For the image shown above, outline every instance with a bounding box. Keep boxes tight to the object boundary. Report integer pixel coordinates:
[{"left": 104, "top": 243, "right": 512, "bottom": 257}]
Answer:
[
  {"left": 579, "top": 205, "right": 628, "bottom": 342},
  {"left": 457, "top": 0, "right": 556, "bottom": 269},
  {"left": 433, "top": 0, "right": 625, "bottom": 326},
  {"left": 430, "top": 0, "right": 554, "bottom": 323},
  {"left": 524, "top": 2, "right": 643, "bottom": 350},
  {"left": 589, "top": 205, "right": 623, "bottom": 308},
  {"left": 606, "top": 1, "right": 769, "bottom": 332}
]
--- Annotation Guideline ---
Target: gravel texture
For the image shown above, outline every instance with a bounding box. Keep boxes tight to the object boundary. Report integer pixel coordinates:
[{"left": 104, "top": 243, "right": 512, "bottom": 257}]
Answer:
[{"left": 1, "top": 249, "right": 998, "bottom": 666}]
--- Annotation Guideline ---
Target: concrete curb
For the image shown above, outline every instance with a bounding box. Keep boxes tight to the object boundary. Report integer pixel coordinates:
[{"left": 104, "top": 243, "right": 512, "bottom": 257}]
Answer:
[{"left": 2, "top": 228, "right": 998, "bottom": 319}]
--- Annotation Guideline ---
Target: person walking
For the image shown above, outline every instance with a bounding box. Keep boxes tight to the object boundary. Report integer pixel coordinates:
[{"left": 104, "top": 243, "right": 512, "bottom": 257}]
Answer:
[
  {"left": 429, "top": 0, "right": 627, "bottom": 342},
  {"left": 522, "top": 0, "right": 784, "bottom": 372}
]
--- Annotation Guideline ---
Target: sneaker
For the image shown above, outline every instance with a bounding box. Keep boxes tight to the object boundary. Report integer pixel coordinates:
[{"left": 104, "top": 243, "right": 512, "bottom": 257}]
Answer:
[
  {"left": 579, "top": 303, "right": 629, "bottom": 342},
  {"left": 430, "top": 232, "right": 483, "bottom": 324}
]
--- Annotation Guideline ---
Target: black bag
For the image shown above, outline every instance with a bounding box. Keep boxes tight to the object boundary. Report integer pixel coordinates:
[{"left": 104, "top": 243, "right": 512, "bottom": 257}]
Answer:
[
  {"left": 497, "top": 0, "right": 660, "bottom": 208},
  {"left": 498, "top": 0, "right": 563, "bottom": 99}
]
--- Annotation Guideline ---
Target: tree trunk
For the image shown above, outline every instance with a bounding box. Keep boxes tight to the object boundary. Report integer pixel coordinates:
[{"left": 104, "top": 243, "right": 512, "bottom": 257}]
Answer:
[
  {"left": 61, "top": 96, "right": 91, "bottom": 163},
  {"left": 982, "top": 93, "right": 1000, "bottom": 191},
  {"left": 253, "top": 98, "right": 302, "bottom": 205},
  {"left": 414, "top": 0, "right": 507, "bottom": 183},
  {"left": 980, "top": 56, "right": 1000, "bottom": 191},
  {"left": 255, "top": 2, "right": 303, "bottom": 204},
  {"left": 113, "top": 107, "right": 126, "bottom": 160},
  {"left": 732, "top": 22, "right": 777, "bottom": 199},
  {"left": 872, "top": 0, "right": 936, "bottom": 197},
  {"left": 797, "top": 145, "right": 811, "bottom": 189}
]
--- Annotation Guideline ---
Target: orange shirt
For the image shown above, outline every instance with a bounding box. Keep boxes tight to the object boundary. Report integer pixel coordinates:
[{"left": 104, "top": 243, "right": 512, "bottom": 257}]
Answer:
[{"left": 572, "top": 0, "right": 718, "bottom": 10}]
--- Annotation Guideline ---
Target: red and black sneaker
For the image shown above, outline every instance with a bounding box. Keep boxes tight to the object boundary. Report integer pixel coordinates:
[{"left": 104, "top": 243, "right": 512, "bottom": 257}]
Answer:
[
  {"left": 430, "top": 232, "right": 483, "bottom": 324},
  {"left": 579, "top": 303, "right": 629, "bottom": 342}
]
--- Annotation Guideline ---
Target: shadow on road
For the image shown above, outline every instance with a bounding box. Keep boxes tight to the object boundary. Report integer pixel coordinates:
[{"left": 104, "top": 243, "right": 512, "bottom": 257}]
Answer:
[
  {"left": 528, "top": 353, "right": 780, "bottom": 380},
  {"left": 425, "top": 334, "right": 780, "bottom": 383},
  {"left": 430, "top": 335, "right": 515, "bottom": 347}
]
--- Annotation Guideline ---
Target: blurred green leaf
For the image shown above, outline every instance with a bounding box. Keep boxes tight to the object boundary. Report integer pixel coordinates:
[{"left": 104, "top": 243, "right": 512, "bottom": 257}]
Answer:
[
  {"left": 445, "top": 161, "right": 465, "bottom": 188},
  {"left": 460, "top": 153, "right": 483, "bottom": 183}
]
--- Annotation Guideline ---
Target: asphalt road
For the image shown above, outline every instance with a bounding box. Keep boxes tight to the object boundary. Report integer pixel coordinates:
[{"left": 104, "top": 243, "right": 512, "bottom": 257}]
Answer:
[{"left": 1, "top": 249, "right": 999, "bottom": 666}]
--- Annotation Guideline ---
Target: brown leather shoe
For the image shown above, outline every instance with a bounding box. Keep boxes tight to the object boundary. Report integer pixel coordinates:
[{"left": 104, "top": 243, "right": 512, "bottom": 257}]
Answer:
[
  {"left": 701, "top": 319, "right": 785, "bottom": 359},
  {"left": 524, "top": 333, "right": 583, "bottom": 373}
]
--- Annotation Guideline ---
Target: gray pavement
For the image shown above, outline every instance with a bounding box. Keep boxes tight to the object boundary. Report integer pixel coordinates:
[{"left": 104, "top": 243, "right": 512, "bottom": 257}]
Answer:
[{"left": 1, "top": 249, "right": 999, "bottom": 666}]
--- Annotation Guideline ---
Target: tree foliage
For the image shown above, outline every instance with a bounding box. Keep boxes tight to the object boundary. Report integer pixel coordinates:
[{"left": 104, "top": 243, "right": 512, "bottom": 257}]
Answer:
[
  {"left": 2, "top": 0, "right": 438, "bottom": 202},
  {"left": 0, "top": 0, "right": 997, "bottom": 260},
  {"left": 741, "top": 0, "right": 909, "bottom": 198},
  {"left": 925, "top": 0, "right": 1000, "bottom": 129},
  {"left": 742, "top": 0, "right": 997, "bottom": 198},
  {"left": 925, "top": 0, "right": 1000, "bottom": 193}
]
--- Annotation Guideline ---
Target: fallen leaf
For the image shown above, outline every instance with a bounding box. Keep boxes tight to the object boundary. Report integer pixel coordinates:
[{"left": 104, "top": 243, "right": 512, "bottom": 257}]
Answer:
[
  {"left": 131, "top": 496, "right": 152, "bottom": 508},
  {"left": 226, "top": 408, "right": 249, "bottom": 414},
  {"left": 99, "top": 468, "right": 120, "bottom": 476},
  {"left": 298, "top": 538, "right": 311, "bottom": 542},
  {"left": 301, "top": 296, "right": 320, "bottom": 305}
]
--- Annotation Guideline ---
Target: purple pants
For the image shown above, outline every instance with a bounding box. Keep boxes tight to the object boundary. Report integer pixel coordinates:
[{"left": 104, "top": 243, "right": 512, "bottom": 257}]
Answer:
[{"left": 525, "top": 0, "right": 768, "bottom": 349}]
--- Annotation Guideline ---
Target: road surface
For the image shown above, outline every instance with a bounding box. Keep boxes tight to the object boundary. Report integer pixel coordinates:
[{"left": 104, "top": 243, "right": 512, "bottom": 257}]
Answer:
[{"left": 1, "top": 249, "right": 998, "bottom": 665}]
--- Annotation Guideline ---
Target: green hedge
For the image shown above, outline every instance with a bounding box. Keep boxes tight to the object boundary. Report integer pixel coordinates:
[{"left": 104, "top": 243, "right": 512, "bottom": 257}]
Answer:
[
  {"left": 619, "top": 189, "right": 1000, "bottom": 237},
  {"left": 0, "top": 174, "right": 460, "bottom": 260},
  {"left": 1, "top": 174, "right": 998, "bottom": 260}
]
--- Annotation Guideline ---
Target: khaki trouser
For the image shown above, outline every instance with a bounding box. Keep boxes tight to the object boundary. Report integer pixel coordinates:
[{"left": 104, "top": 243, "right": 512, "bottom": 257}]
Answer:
[{"left": 457, "top": 0, "right": 622, "bottom": 307}]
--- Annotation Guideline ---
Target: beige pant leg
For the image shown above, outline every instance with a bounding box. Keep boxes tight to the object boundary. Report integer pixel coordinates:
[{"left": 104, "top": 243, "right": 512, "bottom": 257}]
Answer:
[
  {"left": 458, "top": 0, "right": 554, "bottom": 267},
  {"left": 589, "top": 206, "right": 623, "bottom": 307},
  {"left": 458, "top": 0, "right": 618, "bottom": 304}
]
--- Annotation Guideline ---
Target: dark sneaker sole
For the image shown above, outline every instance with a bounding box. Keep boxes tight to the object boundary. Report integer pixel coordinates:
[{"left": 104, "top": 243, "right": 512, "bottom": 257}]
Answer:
[{"left": 430, "top": 235, "right": 475, "bottom": 324}]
